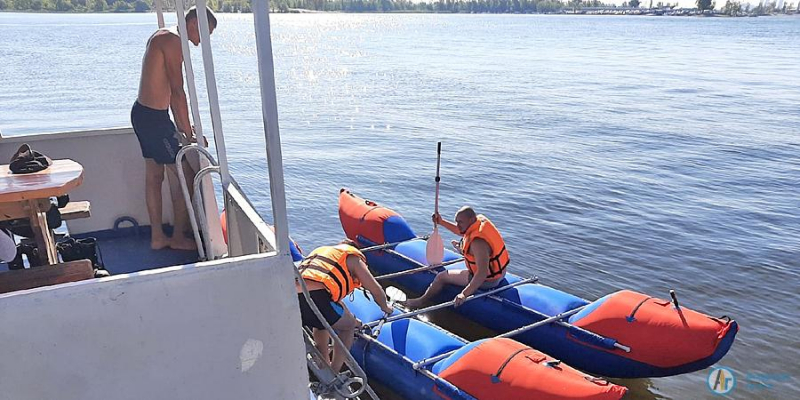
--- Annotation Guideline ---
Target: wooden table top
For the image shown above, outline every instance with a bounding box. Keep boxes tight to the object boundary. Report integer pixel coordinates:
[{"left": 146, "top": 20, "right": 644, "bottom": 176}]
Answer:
[{"left": 0, "top": 159, "right": 84, "bottom": 203}]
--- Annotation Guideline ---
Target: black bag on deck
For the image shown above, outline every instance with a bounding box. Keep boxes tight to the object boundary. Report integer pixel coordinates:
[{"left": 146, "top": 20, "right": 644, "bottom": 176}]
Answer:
[
  {"left": 9, "top": 143, "right": 52, "bottom": 174},
  {"left": 7, "top": 242, "right": 41, "bottom": 270},
  {"left": 57, "top": 237, "right": 108, "bottom": 277}
]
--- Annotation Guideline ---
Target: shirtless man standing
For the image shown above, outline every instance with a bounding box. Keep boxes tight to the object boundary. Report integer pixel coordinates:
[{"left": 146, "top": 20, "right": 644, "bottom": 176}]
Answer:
[{"left": 131, "top": 7, "right": 217, "bottom": 250}]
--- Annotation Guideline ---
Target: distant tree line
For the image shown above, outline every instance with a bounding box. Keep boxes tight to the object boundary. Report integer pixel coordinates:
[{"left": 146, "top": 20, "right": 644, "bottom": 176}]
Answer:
[
  {"left": 697, "top": 0, "right": 798, "bottom": 14},
  {"left": 270, "top": 0, "right": 624, "bottom": 13},
  {"left": 0, "top": 0, "right": 619, "bottom": 13},
  {"left": 0, "top": 0, "right": 153, "bottom": 11},
  {"left": 710, "top": 0, "right": 795, "bottom": 14},
  {"left": 0, "top": 0, "right": 227, "bottom": 12},
  {"left": 2, "top": 0, "right": 796, "bottom": 13}
]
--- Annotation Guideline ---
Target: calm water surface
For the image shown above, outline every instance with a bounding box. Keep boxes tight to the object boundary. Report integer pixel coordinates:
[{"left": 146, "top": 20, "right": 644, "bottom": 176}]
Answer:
[{"left": 1, "top": 12, "right": 799, "bottom": 400}]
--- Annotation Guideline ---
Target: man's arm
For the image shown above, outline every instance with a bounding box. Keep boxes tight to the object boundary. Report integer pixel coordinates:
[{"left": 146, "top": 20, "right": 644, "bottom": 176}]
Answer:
[
  {"left": 433, "top": 213, "right": 461, "bottom": 236},
  {"left": 461, "top": 239, "right": 490, "bottom": 298},
  {"left": 348, "top": 255, "right": 392, "bottom": 314},
  {"left": 162, "top": 35, "right": 192, "bottom": 140}
]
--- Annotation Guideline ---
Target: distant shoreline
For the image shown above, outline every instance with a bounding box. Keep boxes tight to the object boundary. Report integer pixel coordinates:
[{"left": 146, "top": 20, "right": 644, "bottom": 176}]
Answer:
[{"left": 2, "top": 9, "right": 798, "bottom": 17}]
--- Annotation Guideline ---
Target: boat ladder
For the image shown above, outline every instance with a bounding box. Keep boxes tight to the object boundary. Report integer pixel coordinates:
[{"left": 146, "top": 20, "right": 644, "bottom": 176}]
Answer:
[
  {"left": 176, "top": 145, "right": 226, "bottom": 261},
  {"left": 297, "top": 269, "right": 381, "bottom": 400}
]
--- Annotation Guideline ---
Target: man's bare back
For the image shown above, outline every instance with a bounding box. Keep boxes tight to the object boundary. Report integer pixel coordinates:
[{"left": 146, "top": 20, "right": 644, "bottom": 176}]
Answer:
[
  {"left": 137, "top": 29, "right": 175, "bottom": 111},
  {"left": 137, "top": 28, "right": 190, "bottom": 131}
]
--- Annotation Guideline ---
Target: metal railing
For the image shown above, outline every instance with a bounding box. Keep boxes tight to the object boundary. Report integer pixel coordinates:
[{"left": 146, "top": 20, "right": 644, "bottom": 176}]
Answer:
[
  {"left": 176, "top": 145, "right": 221, "bottom": 261},
  {"left": 223, "top": 181, "right": 277, "bottom": 258},
  {"left": 154, "top": 0, "right": 375, "bottom": 397}
]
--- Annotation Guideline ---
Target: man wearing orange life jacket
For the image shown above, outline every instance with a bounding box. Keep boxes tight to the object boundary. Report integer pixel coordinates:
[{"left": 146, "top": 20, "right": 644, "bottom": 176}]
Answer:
[
  {"left": 296, "top": 240, "right": 392, "bottom": 373},
  {"left": 405, "top": 206, "right": 509, "bottom": 309}
]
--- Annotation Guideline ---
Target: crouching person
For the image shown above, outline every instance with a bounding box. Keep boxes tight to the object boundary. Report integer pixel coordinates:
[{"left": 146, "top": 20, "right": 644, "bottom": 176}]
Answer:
[{"left": 296, "top": 240, "right": 392, "bottom": 373}]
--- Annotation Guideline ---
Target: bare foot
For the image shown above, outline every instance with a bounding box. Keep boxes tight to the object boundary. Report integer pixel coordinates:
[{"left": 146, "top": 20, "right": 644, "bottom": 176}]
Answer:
[
  {"left": 151, "top": 236, "right": 170, "bottom": 250},
  {"left": 169, "top": 236, "right": 197, "bottom": 251}
]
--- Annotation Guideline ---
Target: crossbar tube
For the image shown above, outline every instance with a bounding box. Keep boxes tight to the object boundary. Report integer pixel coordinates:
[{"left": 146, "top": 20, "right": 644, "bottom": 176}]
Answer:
[
  {"left": 376, "top": 256, "right": 464, "bottom": 281},
  {"left": 490, "top": 294, "right": 631, "bottom": 352},
  {"left": 359, "top": 236, "right": 429, "bottom": 253},
  {"left": 366, "top": 277, "right": 537, "bottom": 328}
]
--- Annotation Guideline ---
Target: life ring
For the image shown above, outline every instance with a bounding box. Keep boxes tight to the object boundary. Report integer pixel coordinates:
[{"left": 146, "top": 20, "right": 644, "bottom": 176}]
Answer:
[{"left": 220, "top": 210, "right": 228, "bottom": 244}]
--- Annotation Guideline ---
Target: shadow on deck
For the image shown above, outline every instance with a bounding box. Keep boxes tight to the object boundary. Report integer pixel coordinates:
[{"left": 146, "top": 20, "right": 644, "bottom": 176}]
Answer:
[{"left": 74, "top": 225, "right": 199, "bottom": 274}]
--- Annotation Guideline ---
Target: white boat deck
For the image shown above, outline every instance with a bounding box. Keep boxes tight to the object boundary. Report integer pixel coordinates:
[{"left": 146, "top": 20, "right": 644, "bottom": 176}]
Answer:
[{"left": 0, "top": 127, "right": 309, "bottom": 399}]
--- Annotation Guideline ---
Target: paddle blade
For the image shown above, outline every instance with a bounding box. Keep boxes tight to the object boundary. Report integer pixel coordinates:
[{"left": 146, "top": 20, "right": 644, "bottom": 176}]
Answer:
[
  {"left": 426, "top": 228, "right": 445, "bottom": 266},
  {"left": 385, "top": 286, "right": 407, "bottom": 303}
]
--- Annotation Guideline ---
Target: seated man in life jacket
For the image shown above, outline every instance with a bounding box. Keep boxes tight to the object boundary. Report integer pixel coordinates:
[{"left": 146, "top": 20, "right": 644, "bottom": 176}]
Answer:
[
  {"left": 296, "top": 239, "right": 392, "bottom": 373},
  {"left": 405, "top": 206, "right": 509, "bottom": 309}
]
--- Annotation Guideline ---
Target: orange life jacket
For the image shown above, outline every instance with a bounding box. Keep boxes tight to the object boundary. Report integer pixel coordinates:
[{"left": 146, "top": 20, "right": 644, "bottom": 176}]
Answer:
[
  {"left": 462, "top": 215, "right": 509, "bottom": 282},
  {"left": 298, "top": 244, "right": 364, "bottom": 302}
]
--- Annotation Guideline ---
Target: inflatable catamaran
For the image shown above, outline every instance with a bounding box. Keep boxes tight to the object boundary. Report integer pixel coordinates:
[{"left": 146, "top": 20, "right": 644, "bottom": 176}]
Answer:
[
  {"left": 338, "top": 189, "right": 738, "bottom": 379},
  {"left": 288, "top": 243, "right": 628, "bottom": 400},
  {"left": 345, "top": 287, "right": 629, "bottom": 400}
]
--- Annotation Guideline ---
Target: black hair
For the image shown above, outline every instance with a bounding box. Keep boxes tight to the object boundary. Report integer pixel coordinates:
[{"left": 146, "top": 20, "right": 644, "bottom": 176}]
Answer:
[{"left": 340, "top": 238, "right": 359, "bottom": 248}]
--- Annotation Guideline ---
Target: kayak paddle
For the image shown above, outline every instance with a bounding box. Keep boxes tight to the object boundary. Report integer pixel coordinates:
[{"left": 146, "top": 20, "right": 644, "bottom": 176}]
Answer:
[{"left": 426, "top": 142, "right": 445, "bottom": 266}]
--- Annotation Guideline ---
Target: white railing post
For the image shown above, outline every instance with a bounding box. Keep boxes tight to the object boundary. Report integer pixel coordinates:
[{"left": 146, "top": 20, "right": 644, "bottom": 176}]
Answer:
[
  {"left": 253, "top": 0, "right": 291, "bottom": 258},
  {"left": 154, "top": 0, "right": 165, "bottom": 29},
  {"left": 173, "top": 0, "right": 205, "bottom": 147},
  {"left": 195, "top": 0, "right": 232, "bottom": 189},
  {"left": 171, "top": 0, "right": 228, "bottom": 260}
]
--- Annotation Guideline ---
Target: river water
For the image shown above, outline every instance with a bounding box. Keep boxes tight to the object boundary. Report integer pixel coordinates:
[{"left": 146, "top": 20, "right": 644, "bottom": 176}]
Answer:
[{"left": 1, "top": 11, "right": 798, "bottom": 399}]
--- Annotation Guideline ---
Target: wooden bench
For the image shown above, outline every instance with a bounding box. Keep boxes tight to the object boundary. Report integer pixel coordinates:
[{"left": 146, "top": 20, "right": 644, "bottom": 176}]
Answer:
[
  {"left": 0, "top": 259, "right": 94, "bottom": 294},
  {"left": 61, "top": 201, "right": 91, "bottom": 221}
]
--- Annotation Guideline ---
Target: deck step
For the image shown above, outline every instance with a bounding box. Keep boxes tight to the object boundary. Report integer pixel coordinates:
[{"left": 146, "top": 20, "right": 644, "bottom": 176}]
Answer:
[{"left": 0, "top": 259, "right": 94, "bottom": 294}]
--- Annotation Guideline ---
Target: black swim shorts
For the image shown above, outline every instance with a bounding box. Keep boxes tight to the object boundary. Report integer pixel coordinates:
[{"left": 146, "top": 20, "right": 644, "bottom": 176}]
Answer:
[
  {"left": 297, "top": 289, "right": 345, "bottom": 329},
  {"left": 130, "top": 101, "right": 183, "bottom": 165}
]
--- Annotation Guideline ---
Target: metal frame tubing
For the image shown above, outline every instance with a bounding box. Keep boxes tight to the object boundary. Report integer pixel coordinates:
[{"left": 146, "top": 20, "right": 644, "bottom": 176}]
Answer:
[
  {"left": 194, "top": 0, "right": 232, "bottom": 189},
  {"left": 154, "top": 0, "right": 165, "bottom": 28},
  {"left": 359, "top": 236, "right": 429, "bottom": 253},
  {"left": 295, "top": 268, "right": 379, "bottom": 399},
  {"left": 173, "top": 0, "right": 205, "bottom": 148},
  {"left": 253, "top": 0, "right": 291, "bottom": 258},
  {"left": 176, "top": 145, "right": 220, "bottom": 260},
  {"left": 366, "top": 277, "right": 538, "bottom": 328},
  {"left": 193, "top": 165, "right": 222, "bottom": 259}
]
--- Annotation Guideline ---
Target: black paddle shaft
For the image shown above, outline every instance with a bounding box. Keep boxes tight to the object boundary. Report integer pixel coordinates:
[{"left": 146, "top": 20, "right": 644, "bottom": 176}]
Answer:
[
  {"left": 670, "top": 289, "right": 681, "bottom": 310},
  {"left": 434, "top": 142, "right": 442, "bottom": 216},
  {"left": 435, "top": 142, "right": 441, "bottom": 183}
]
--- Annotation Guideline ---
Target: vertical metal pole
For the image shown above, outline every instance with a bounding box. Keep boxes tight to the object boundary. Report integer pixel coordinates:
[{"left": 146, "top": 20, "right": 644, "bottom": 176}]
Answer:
[
  {"left": 252, "top": 0, "right": 290, "bottom": 256},
  {"left": 174, "top": 0, "right": 226, "bottom": 258},
  {"left": 195, "top": 0, "right": 232, "bottom": 189},
  {"left": 173, "top": 0, "right": 204, "bottom": 143},
  {"left": 154, "top": 0, "right": 165, "bottom": 29}
]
